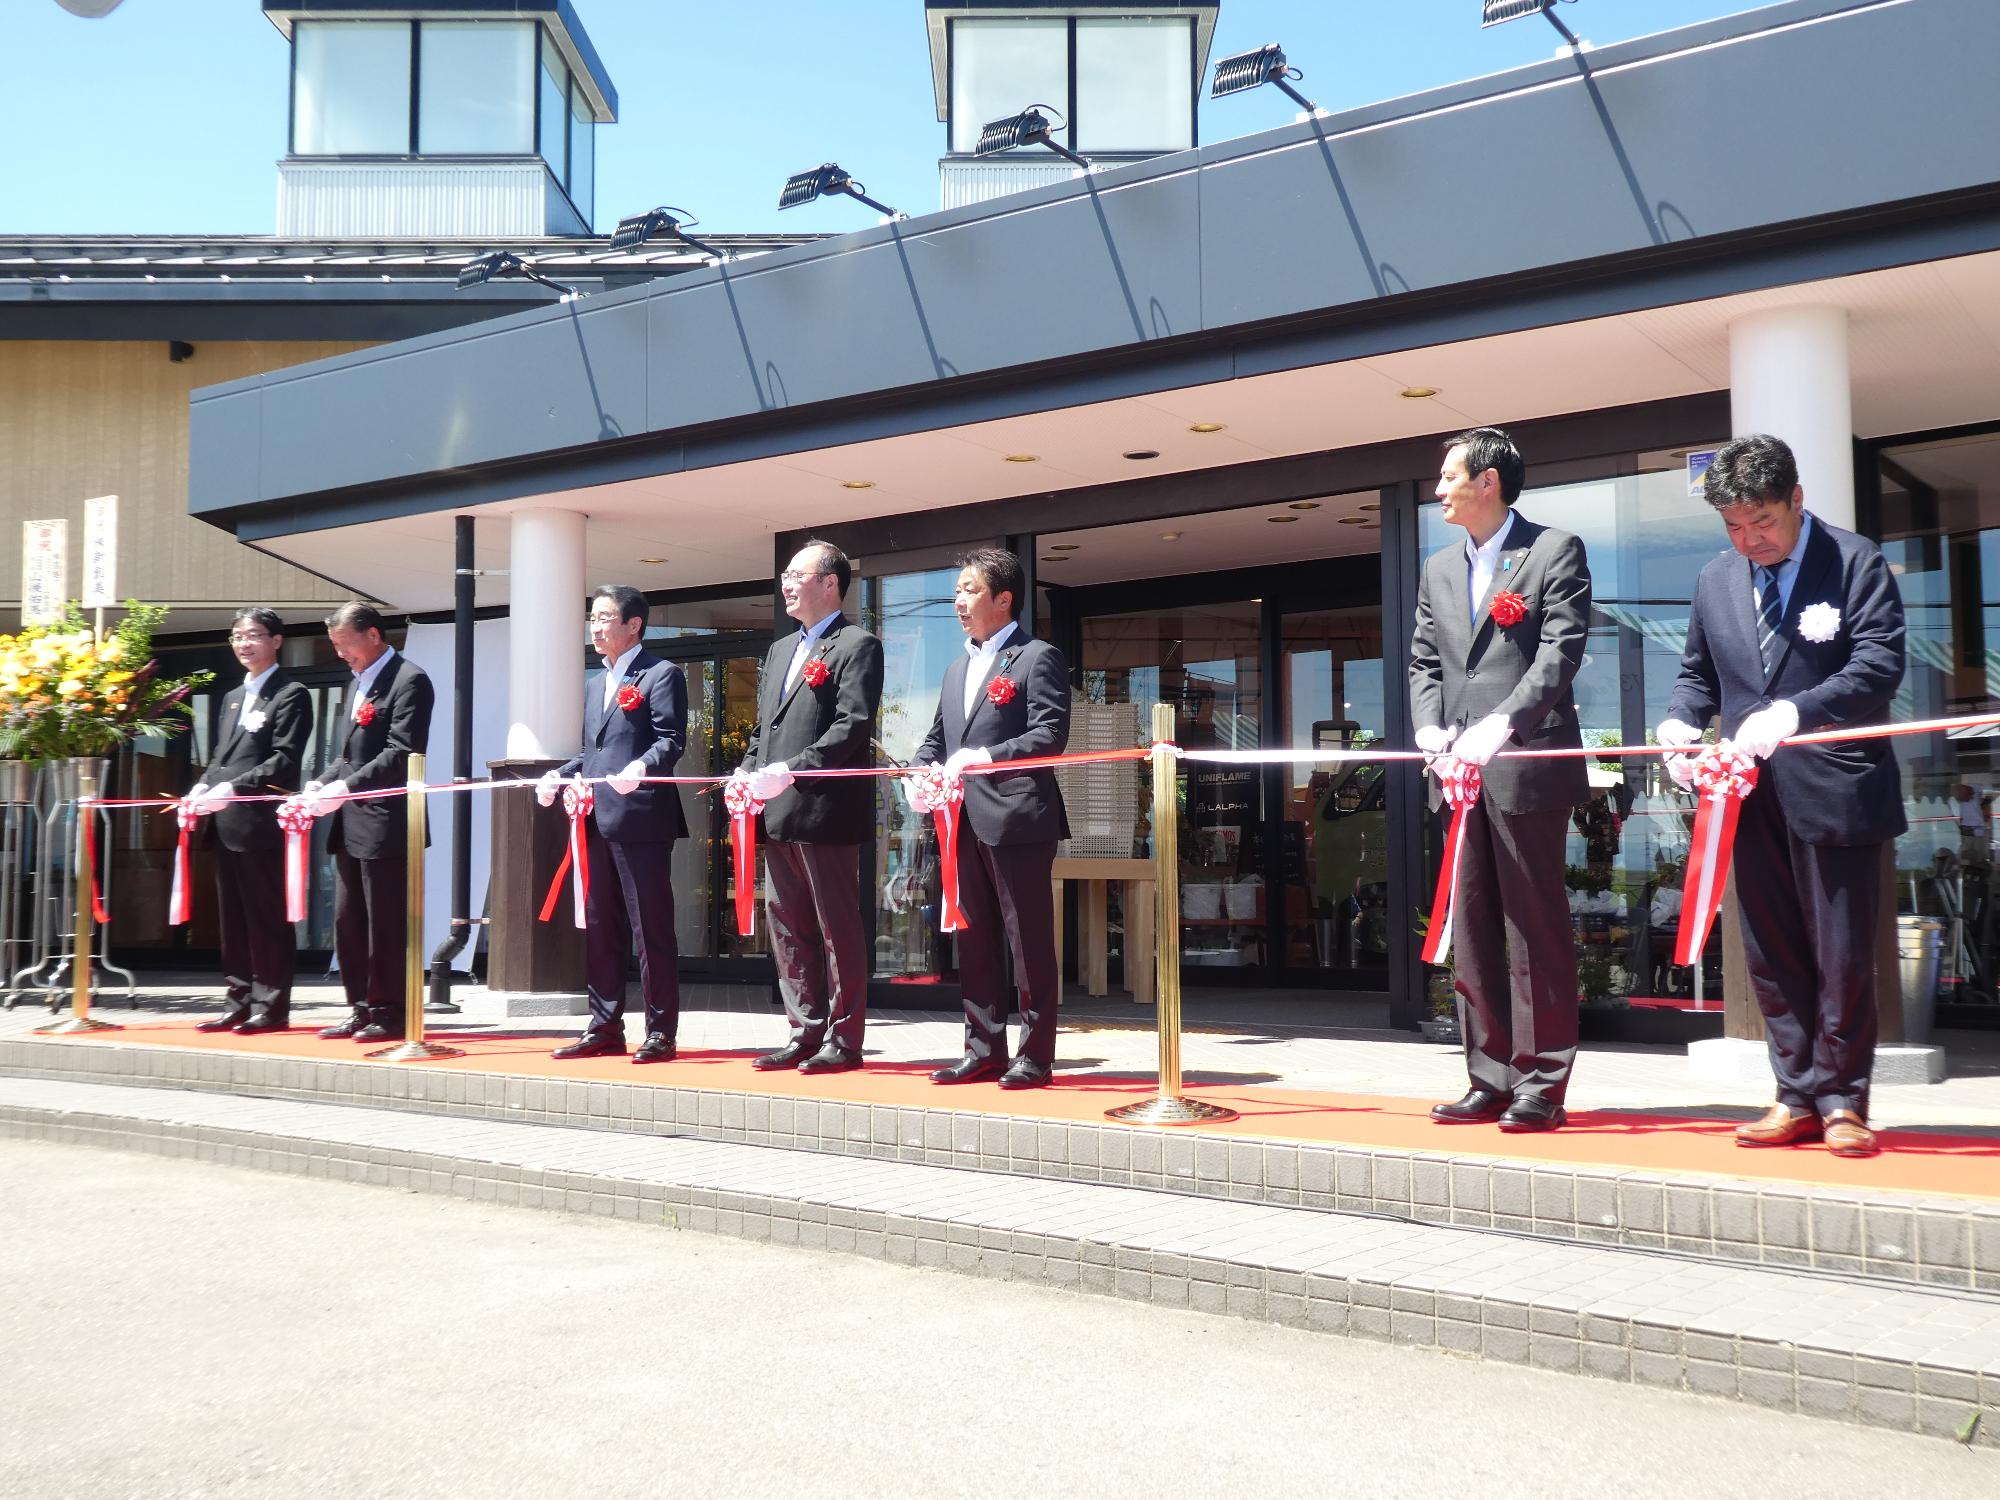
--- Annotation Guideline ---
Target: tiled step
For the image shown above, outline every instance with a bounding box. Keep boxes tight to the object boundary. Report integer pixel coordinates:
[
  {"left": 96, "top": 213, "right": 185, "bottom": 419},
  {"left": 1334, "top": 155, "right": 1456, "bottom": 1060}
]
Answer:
[
  {"left": 5, "top": 1035, "right": 1995, "bottom": 1291},
  {"left": 2, "top": 1075, "right": 1996, "bottom": 1446}
]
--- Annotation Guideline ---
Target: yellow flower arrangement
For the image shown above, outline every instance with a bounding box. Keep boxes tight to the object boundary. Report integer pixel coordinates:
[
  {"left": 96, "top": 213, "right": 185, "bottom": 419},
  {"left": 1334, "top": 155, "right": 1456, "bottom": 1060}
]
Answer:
[{"left": 0, "top": 602, "right": 210, "bottom": 761}]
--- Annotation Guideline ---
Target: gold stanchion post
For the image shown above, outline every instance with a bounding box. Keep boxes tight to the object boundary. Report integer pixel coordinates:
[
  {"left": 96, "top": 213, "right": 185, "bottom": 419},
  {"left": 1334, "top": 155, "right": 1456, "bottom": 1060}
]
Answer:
[
  {"left": 1106, "top": 702, "right": 1234, "bottom": 1125},
  {"left": 38, "top": 770, "right": 120, "bottom": 1035},
  {"left": 367, "top": 752, "right": 462, "bottom": 1061}
]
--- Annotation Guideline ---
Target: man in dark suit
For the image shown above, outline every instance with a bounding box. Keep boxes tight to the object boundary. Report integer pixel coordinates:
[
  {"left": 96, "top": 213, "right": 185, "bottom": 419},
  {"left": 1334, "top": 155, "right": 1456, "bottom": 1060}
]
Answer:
[
  {"left": 539, "top": 585, "right": 688, "bottom": 1064},
  {"left": 735, "top": 542, "right": 884, "bottom": 1074},
  {"left": 1410, "top": 427, "right": 1592, "bottom": 1132},
  {"left": 910, "top": 548, "right": 1071, "bottom": 1089},
  {"left": 307, "top": 602, "right": 434, "bottom": 1043},
  {"left": 1659, "top": 433, "right": 1906, "bottom": 1158},
  {"left": 190, "top": 607, "right": 314, "bottom": 1035}
]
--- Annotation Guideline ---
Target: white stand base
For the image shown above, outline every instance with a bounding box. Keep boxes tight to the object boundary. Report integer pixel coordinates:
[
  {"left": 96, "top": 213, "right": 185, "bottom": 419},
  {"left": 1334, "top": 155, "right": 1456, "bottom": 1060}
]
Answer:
[
  {"left": 452, "top": 987, "right": 590, "bottom": 1020},
  {"left": 1688, "top": 1035, "right": 1947, "bottom": 1087}
]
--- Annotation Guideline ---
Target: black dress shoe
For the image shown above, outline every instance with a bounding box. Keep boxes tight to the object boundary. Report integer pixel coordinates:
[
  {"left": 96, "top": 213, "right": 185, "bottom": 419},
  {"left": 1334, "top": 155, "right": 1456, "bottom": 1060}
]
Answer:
[
  {"left": 553, "top": 1031, "right": 626, "bottom": 1060},
  {"left": 798, "top": 1044, "right": 862, "bottom": 1075},
  {"left": 1497, "top": 1096, "right": 1567, "bottom": 1133},
  {"left": 1430, "top": 1088, "right": 1511, "bottom": 1124},
  {"left": 234, "top": 1006, "right": 291, "bottom": 1035},
  {"left": 352, "top": 1022, "right": 406, "bottom": 1044},
  {"left": 998, "top": 1057, "right": 1052, "bottom": 1090},
  {"left": 754, "top": 1040, "right": 819, "bottom": 1071},
  {"left": 633, "top": 1034, "right": 677, "bottom": 1064},
  {"left": 930, "top": 1053, "right": 1008, "bottom": 1085},
  {"left": 196, "top": 1004, "right": 253, "bottom": 1033},
  {"left": 318, "top": 1009, "right": 370, "bottom": 1040}
]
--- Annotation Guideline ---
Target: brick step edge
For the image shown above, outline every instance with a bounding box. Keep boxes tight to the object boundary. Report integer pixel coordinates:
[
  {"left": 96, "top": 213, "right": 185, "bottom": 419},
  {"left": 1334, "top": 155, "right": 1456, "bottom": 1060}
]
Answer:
[
  {"left": 5, "top": 1036, "right": 1998, "bottom": 1293},
  {"left": 3, "top": 1096, "right": 1995, "bottom": 1448}
]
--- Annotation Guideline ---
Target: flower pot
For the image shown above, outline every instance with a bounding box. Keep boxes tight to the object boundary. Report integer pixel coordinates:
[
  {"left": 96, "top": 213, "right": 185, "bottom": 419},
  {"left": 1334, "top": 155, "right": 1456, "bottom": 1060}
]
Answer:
[{"left": 0, "top": 760, "right": 36, "bottom": 805}]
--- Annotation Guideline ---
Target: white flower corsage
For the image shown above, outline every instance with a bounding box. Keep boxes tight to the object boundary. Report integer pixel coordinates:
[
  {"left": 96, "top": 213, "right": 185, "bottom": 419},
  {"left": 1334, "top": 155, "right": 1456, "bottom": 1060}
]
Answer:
[
  {"left": 240, "top": 707, "right": 268, "bottom": 733},
  {"left": 1796, "top": 602, "right": 1841, "bottom": 644}
]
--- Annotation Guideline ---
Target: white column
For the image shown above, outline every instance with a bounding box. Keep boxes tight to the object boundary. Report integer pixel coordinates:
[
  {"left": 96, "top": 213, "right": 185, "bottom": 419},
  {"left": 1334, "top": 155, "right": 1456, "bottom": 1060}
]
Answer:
[
  {"left": 1727, "top": 305, "right": 1855, "bottom": 528},
  {"left": 505, "top": 508, "right": 585, "bottom": 760}
]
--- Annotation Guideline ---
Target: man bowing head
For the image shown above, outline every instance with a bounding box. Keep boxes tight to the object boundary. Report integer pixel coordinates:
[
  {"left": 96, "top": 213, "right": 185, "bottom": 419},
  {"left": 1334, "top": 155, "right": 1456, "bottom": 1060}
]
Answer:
[
  {"left": 541, "top": 586, "right": 688, "bottom": 1064},
  {"left": 911, "top": 548, "right": 1071, "bottom": 1089},
  {"left": 1658, "top": 434, "right": 1906, "bottom": 1158}
]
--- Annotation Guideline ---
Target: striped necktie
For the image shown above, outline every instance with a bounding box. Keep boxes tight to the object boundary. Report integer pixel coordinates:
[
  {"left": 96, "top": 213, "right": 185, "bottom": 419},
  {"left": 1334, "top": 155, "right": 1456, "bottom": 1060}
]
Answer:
[{"left": 1756, "top": 565, "right": 1784, "bottom": 673}]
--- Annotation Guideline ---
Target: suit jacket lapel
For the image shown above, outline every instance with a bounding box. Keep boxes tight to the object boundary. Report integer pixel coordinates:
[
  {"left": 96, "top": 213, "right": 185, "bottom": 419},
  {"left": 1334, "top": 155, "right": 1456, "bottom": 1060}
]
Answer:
[
  {"left": 1468, "top": 518, "right": 1537, "bottom": 661},
  {"left": 1762, "top": 519, "right": 1837, "bottom": 690},
  {"left": 776, "top": 615, "right": 842, "bottom": 720},
  {"left": 964, "top": 639, "right": 1025, "bottom": 736},
  {"left": 943, "top": 655, "right": 970, "bottom": 747},
  {"left": 216, "top": 686, "right": 247, "bottom": 761},
  {"left": 346, "top": 655, "right": 397, "bottom": 757}
]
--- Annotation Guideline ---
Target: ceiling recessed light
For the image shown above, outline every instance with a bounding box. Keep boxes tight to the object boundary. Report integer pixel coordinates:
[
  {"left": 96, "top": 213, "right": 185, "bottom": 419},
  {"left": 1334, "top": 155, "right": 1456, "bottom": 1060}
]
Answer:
[
  {"left": 1267, "top": 515, "right": 1300, "bottom": 524},
  {"left": 1004, "top": 453, "right": 1039, "bottom": 463},
  {"left": 841, "top": 479, "right": 875, "bottom": 490},
  {"left": 1159, "top": 531, "right": 1183, "bottom": 542},
  {"left": 639, "top": 557, "right": 666, "bottom": 564},
  {"left": 1048, "top": 543, "right": 1080, "bottom": 551},
  {"left": 1400, "top": 386, "right": 1440, "bottom": 400},
  {"left": 1039, "top": 555, "right": 1064, "bottom": 563},
  {"left": 1188, "top": 422, "right": 1226, "bottom": 434},
  {"left": 1360, "top": 500, "right": 1381, "bottom": 512},
  {"left": 1337, "top": 516, "right": 1378, "bottom": 527},
  {"left": 1123, "top": 449, "right": 1160, "bottom": 461},
  {"left": 1287, "top": 501, "right": 1320, "bottom": 511}
]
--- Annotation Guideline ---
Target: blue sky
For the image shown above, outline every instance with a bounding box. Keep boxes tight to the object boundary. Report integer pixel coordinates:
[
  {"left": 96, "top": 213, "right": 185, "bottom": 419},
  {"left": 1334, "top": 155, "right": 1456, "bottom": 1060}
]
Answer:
[{"left": 11, "top": 0, "right": 1761, "bottom": 236}]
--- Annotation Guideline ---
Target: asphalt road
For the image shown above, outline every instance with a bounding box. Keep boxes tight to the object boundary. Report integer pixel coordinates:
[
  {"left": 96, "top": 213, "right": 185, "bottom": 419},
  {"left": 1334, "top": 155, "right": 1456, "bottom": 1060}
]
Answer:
[{"left": 2, "top": 1138, "right": 1993, "bottom": 1500}]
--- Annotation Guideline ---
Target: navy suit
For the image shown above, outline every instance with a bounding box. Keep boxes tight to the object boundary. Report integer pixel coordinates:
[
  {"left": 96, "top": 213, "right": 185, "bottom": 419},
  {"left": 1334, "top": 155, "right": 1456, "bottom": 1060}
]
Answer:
[
  {"left": 914, "top": 631, "right": 1071, "bottom": 1068},
  {"left": 556, "top": 649, "right": 688, "bottom": 1039},
  {"left": 1669, "top": 514, "right": 1907, "bottom": 1115}
]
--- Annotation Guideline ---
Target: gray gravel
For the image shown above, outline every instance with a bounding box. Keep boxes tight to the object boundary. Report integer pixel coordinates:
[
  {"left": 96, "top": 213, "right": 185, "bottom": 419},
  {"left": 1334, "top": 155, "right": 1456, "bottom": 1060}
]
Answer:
[{"left": 2, "top": 1138, "right": 1994, "bottom": 1500}]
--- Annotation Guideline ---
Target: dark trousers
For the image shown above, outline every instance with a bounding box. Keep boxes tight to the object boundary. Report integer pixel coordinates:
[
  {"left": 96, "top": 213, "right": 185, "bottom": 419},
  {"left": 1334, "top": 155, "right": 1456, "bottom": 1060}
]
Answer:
[
  {"left": 952, "top": 829, "right": 1060, "bottom": 1067},
  {"left": 1452, "top": 800, "right": 1578, "bottom": 1104},
  {"left": 766, "top": 841, "right": 867, "bottom": 1052},
  {"left": 333, "top": 848, "right": 405, "bottom": 1017},
  {"left": 215, "top": 843, "right": 293, "bottom": 1010},
  {"left": 1732, "top": 782, "right": 1881, "bottom": 1116},
  {"left": 583, "top": 834, "right": 681, "bottom": 1039}
]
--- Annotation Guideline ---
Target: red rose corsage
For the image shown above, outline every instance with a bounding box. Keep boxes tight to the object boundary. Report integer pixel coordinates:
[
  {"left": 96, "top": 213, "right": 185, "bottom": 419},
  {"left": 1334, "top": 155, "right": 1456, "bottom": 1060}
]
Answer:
[
  {"left": 800, "top": 658, "right": 830, "bottom": 689},
  {"left": 354, "top": 700, "right": 377, "bottom": 726},
  {"left": 1489, "top": 590, "right": 1527, "bottom": 628},
  {"left": 616, "top": 683, "right": 643, "bottom": 713},
  {"left": 985, "top": 675, "right": 1018, "bottom": 706}
]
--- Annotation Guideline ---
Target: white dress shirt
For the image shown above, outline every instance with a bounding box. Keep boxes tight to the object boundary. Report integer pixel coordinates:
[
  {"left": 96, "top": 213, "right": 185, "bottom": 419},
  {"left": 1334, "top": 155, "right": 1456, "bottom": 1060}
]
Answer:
[
  {"left": 241, "top": 662, "right": 278, "bottom": 712},
  {"left": 1752, "top": 512, "right": 1815, "bottom": 618},
  {"left": 350, "top": 645, "right": 397, "bottom": 720},
  {"left": 962, "top": 620, "right": 1019, "bottom": 719},
  {"left": 1463, "top": 508, "right": 1518, "bottom": 626},
  {"left": 785, "top": 611, "right": 841, "bottom": 690},
  {"left": 600, "top": 642, "right": 642, "bottom": 709}
]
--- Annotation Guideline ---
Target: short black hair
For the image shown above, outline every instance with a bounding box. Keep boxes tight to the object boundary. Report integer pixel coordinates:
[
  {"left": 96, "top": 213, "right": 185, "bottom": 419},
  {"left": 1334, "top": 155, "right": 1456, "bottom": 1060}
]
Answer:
[
  {"left": 1446, "top": 427, "right": 1526, "bottom": 507},
  {"left": 590, "top": 584, "right": 649, "bottom": 628},
  {"left": 325, "top": 601, "right": 385, "bottom": 636},
  {"left": 958, "top": 547, "right": 1026, "bottom": 619},
  {"left": 1702, "top": 433, "right": 1799, "bottom": 511},
  {"left": 798, "top": 539, "right": 852, "bottom": 596},
  {"left": 233, "top": 606, "right": 284, "bottom": 639}
]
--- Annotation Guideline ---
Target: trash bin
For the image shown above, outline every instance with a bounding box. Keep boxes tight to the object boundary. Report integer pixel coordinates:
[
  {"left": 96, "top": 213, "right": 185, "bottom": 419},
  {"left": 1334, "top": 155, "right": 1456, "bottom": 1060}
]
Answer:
[{"left": 1897, "top": 916, "right": 1943, "bottom": 1046}]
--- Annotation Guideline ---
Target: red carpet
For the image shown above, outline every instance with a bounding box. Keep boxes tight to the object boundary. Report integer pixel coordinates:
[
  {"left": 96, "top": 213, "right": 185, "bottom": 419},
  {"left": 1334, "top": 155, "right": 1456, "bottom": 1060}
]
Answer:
[{"left": 43, "top": 1022, "right": 2000, "bottom": 1202}]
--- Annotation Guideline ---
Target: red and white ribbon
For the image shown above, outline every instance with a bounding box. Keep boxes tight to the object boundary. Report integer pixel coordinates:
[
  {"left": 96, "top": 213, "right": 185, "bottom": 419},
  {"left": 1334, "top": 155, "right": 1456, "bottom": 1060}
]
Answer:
[
  {"left": 167, "top": 798, "right": 202, "bottom": 926},
  {"left": 275, "top": 796, "right": 317, "bottom": 924},
  {"left": 1420, "top": 755, "right": 1482, "bottom": 966},
  {"left": 1673, "top": 744, "right": 1760, "bottom": 967},
  {"left": 721, "top": 776, "right": 765, "bottom": 938},
  {"left": 538, "top": 778, "right": 593, "bottom": 928},
  {"left": 908, "top": 766, "right": 970, "bottom": 932}
]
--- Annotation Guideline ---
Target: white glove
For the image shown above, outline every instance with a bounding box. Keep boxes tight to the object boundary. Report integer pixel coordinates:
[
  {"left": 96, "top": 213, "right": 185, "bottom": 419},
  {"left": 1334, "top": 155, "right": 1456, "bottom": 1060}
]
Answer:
[
  {"left": 1412, "top": 724, "right": 1456, "bottom": 756},
  {"left": 746, "top": 761, "right": 793, "bottom": 802},
  {"left": 900, "top": 767, "right": 937, "bottom": 814},
  {"left": 1453, "top": 713, "right": 1514, "bottom": 768},
  {"left": 185, "top": 782, "right": 210, "bottom": 809},
  {"left": 316, "top": 779, "right": 348, "bottom": 804},
  {"left": 1734, "top": 700, "right": 1799, "bottom": 761},
  {"left": 195, "top": 781, "right": 236, "bottom": 815},
  {"left": 535, "top": 769, "right": 562, "bottom": 807},
  {"left": 943, "top": 745, "right": 994, "bottom": 777},
  {"left": 608, "top": 760, "right": 647, "bottom": 795},
  {"left": 1654, "top": 717, "right": 1702, "bottom": 791}
]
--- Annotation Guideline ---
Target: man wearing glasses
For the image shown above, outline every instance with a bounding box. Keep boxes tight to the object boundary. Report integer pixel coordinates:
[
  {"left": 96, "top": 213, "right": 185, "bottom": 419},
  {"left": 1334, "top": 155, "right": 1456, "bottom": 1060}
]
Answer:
[
  {"left": 190, "top": 608, "right": 314, "bottom": 1034},
  {"left": 734, "top": 541, "right": 884, "bottom": 1073}
]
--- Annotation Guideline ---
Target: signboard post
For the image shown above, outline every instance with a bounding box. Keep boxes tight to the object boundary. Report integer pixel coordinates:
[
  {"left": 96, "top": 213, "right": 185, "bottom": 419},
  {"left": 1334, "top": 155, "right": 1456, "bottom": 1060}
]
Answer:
[{"left": 21, "top": 519, "right": 68, "bottom": 627}]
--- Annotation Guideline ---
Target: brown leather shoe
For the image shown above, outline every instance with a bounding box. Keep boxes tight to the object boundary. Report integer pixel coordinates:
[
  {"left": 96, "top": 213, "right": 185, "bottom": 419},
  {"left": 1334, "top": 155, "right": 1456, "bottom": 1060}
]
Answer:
[
  {"left": 1821, "top": 1110, "right": 1880, "bottom": 1158},
  {"left": 1735, "top": 1104, "right": 1822, "bottom": 1148}
]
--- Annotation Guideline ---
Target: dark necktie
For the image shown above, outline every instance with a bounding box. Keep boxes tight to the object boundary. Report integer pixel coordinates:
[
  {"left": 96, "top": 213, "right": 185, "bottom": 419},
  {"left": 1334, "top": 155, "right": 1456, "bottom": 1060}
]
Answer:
[{"left": 1756, "top": 565, "right": 1784, "bottom": 673}]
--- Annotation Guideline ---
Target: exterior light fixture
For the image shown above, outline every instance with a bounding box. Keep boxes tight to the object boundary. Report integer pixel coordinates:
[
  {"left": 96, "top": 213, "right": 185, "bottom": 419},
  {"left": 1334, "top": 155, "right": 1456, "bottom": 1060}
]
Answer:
[
  {"left": 1039, "top": 555, "right": 1065, "bottom": 563},
  {"left": 1267, "top": 515, "right": 1300, "bottom": 524},
  {"left": 1210, "top": 44, "right": 1318, "bottom": 113},
  {"left": 840, "top": 480, "right": 876, "bottom": 490},
  {"left": 1400, "top": 386, "right": 1440, "bottom": 399},
  {"left": 1360, "top": 500, "right": 1382, "bottom": 511},
  {"left": 639, "top": 557, "right": 666, "bottom": 565},
  {"left": 1481, "top": 0, "right": 1582, "bottom": 49},
  {"left": 1004, "top": 454, "right": 1040, "bottom": 463},
  {"left": 1048, "top": 543, "right": 1080, "bottom": 552},
  {"left": 780, "top": 163, "right": 901, "bottom": 220},
  {"left": 1159, "top": 531, "right": 1183, "bottom": 542},
  {"left": 456, "top": 251, "right": 576, "bottom": 299},
  {"left": 1188, "top": 422, "right": 1227, "bottom": 434},
  {"left": 609, "top": 207, "right": 728, "bottom": 261},
  {"left": 974, "top": 107, "right": 1090, "bottom": 170},
  {"left": 1288, "top": 501, "right": 1321, "bottom": 511}
]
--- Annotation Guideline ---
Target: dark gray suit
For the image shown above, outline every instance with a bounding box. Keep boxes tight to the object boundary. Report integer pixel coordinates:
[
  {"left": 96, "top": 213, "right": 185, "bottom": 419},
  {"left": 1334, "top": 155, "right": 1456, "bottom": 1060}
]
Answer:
[
  {"left": 739, "top": 614, "right": 884, "bottom": 1051},
  {"left": 1669, "top": 514, "right": 1906, "bottom": 1115},
  {"left": 1410, "top": 513, "right": 1591, "bottom": 1104}
]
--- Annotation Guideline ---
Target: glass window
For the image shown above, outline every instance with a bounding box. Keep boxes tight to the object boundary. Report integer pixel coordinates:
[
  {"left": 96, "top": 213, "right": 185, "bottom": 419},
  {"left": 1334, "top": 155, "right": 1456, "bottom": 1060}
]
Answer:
[
  {"left": 568, "top": 76, "right": 595, "bottom": 224},
  {"left": 538, "top": 31, "right": 568, "bottom": 182},
  {"left": 949, "top": 18, "right": 1068, "bottom": 154},
  {"left": 1075, "top": 18, "right": 1193, "bottom": 154},
  {"left": 417, "top": 21, "right": 533, "bottom": 154},
  {"left": 293, "top": 21, "right": 411, "bottom": 156}
]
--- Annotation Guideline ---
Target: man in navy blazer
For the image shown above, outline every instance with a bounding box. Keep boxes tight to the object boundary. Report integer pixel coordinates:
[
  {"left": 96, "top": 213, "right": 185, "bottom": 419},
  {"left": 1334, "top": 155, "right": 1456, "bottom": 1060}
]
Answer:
[
  {"left": 540, "top": 585, "right": 688, "bottom": 1064},
  {"left": 1659, "top": 434, "right": 1907, "bottom": 1158},
  {"left": 910, "top": 548, "right": 1072, "bottom": 1089}
]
